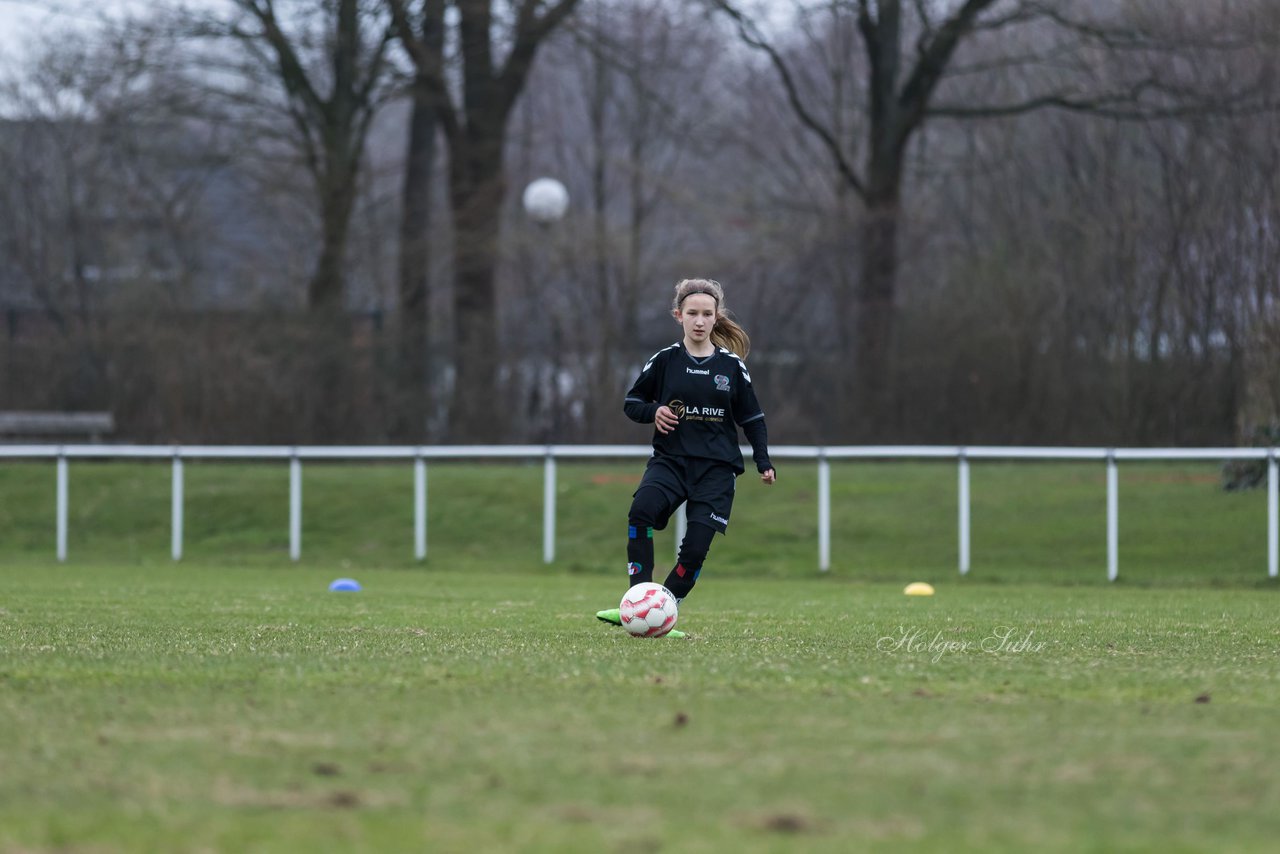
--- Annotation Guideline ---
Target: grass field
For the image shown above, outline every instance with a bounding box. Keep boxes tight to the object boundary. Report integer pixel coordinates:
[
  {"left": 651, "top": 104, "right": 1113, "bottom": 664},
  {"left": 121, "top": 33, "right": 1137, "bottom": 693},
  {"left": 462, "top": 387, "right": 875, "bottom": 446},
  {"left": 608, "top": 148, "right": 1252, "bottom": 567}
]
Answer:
[{"left": 1, "top": 460, "right": 1278, "bottom": 851}]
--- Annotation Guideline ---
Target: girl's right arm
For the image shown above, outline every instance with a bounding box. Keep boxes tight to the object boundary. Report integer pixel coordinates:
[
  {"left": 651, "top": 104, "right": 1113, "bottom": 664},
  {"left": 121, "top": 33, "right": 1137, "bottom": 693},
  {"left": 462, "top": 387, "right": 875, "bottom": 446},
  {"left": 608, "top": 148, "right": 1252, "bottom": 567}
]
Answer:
[{"left": 623, "top": 351, "right": 664, "bottom": 424}]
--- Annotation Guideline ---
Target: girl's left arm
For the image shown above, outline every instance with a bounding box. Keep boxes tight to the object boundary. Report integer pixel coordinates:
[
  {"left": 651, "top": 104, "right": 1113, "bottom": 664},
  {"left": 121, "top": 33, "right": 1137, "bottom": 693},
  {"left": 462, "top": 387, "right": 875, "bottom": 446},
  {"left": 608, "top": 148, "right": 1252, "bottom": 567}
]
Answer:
[
  {"left": 741, "top": 417, "right": 773, "bottom": 478},
  {"left": 733, "top": 365, "right": 772, "bottom": 477}
]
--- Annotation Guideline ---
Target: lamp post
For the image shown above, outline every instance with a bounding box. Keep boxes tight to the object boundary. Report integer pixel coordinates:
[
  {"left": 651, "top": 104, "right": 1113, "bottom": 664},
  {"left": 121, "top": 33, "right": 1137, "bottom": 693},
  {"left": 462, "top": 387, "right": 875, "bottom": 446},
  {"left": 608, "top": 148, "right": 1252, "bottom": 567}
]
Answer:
[{"left": 521, "top": 178, "right": 570, "bottom": 442}]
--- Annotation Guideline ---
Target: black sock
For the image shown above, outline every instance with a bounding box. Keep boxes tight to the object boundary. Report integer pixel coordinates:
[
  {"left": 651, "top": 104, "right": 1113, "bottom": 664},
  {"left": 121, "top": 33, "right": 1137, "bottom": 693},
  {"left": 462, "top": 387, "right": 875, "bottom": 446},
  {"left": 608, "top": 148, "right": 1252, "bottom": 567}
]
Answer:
[
  {"left": 664, "top": 522, "right": 715, "bottom": 600},
  {"left": 664, "top": 563, "right": 700, "bottom": 600},
  {"left": 626, "top": 524, "right": 654, "bottom": 588}
]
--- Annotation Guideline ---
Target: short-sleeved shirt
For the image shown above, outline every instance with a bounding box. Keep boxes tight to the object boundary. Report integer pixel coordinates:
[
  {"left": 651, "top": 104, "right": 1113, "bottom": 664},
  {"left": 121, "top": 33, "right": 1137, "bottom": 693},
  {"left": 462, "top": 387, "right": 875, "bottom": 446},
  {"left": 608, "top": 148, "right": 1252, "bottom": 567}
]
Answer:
[{"left": 624, "top": 343, "right": 765, "bottom": 475}]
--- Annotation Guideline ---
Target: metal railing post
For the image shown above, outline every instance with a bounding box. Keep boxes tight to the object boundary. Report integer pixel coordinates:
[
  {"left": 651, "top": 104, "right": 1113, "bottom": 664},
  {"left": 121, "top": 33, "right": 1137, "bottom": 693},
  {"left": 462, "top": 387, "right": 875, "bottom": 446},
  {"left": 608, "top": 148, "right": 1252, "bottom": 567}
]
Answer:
[
  {"left": 414, "top": 453, "right": 427, "bottom": 561},
  {"left": 543, "top": 450, "right": 556, "bottom": 564},
  {"left": 1107, "top": 451, "right": 1118, "bottom": 581},
  {"left": 56, "top": 452, "right": 68, "bottom": 562},
  {"left": 818, "top": 451, "right": 830, "bottom": 572},
  {"left": 958, "top": 450, "right": 970, "bottom": 575},
  {"left": 1268, "top": 448, "right": 1277, "bottom": 579},
  {"left": 171, "top": 449, "right": 184, "bottom": 561},
  {"left": 289, "top": 452, "right": 301, "bottom": 562},
  {"left": 675, "top": 502, "right": 687, "bottom": 563}
]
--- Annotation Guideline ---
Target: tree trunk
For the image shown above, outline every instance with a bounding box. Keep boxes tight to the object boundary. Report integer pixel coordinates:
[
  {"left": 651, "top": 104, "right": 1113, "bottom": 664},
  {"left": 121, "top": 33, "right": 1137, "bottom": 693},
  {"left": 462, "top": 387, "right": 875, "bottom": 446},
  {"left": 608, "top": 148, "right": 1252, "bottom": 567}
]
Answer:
[
  {"left": 307, "top": 163, "right": 358, "bottom": 439},
  {"left": 394, "top": 76, "right": 438, "bottom": 439},
  {"left": 854, "top": 197, "right": 898, "bottom": 439},
  {"left": 309, "top": 163, "right": 357, "bottom": 311},
  {"left": 448, "top": 140, "right": 506, "bottom": 441},
  {"left": 307, "top": 307, "right": 353, "bottom": 441},
  {"left": 852, "top": 157, "right": 903, "bottom": 440}
]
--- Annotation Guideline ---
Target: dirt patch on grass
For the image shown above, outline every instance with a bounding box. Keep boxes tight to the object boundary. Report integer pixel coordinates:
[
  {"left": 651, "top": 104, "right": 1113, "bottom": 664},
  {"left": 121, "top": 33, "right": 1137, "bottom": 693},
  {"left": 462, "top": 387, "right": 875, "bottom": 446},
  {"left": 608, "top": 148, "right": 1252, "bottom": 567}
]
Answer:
[
  {"left": 327, "top": 790, "right": 360, "bottom": 808},
  {"left": 763, "top": 813, "right": 812, "bottom": 833},
  {"left": 556, "top": 803, "right": 661, "bottom": 826},
  {"left": 742, "top": 809, "right": 819, "bottom": 834},
  {"left": 212, "top": 778, "right": 400, "bottom": 810}
]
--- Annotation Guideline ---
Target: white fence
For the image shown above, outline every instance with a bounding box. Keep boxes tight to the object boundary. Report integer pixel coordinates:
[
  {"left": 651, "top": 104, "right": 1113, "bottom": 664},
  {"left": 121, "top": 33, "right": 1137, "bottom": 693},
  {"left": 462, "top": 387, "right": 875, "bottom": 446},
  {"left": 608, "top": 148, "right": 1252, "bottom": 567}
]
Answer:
[{"left": 1, "top": 444, "right": 1277, "bottom": 580}]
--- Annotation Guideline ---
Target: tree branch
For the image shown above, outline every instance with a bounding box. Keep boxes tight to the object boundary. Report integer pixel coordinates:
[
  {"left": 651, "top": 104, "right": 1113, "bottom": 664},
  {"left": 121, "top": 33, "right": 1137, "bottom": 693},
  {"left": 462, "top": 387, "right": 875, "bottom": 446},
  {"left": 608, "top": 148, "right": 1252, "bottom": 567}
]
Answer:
[
  {"left": 499, "top": 0, "right": 584, "bottom": 117},
  {"left": 894, "top": 0, "right": 999, "bottom": 144},
  {"left": 928, "top": 78, "right": 1280, "bottom": 121},
  {"left": 386, "top": 0, "right": 459, "bottom": 147},
  {"left": 1022, "top": 1, "right": 1268, "bottom": 52},
  {"left": 235, "top": 0, "right": 324, "bottom": 125},
  {"left": 712, "top": 0, "right": 866, "bottom": 198}
]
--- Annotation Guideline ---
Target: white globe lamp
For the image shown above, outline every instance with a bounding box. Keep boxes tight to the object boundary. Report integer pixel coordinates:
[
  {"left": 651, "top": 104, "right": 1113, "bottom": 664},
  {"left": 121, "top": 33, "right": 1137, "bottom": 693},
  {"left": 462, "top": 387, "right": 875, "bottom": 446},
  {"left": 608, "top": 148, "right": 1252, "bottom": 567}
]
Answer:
[{"left": 522, "top": 177, "right": 569, "bottom": 224}]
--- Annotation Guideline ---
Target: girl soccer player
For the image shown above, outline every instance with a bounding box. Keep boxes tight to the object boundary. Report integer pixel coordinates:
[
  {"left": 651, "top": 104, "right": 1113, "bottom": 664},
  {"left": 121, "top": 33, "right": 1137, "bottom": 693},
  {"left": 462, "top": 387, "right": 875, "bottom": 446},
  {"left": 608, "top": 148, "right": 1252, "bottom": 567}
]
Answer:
[{"left": 597, "top": 278, "right": 776, "bottom": 636}]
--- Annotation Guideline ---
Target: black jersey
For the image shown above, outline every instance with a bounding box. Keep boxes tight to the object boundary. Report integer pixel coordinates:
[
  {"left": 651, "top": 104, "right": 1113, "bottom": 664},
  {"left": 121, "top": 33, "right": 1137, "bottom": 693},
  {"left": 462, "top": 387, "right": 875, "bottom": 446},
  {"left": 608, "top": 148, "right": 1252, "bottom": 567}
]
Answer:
[{"left": 624, "top": 342, "right": 770, "bottom": 475}]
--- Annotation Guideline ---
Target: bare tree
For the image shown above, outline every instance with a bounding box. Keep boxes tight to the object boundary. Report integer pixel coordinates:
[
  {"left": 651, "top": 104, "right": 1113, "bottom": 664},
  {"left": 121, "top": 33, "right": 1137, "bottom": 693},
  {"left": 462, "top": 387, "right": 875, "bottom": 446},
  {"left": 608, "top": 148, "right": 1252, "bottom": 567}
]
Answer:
[
  {"left": 886, "top": 5, "right": 1280, "bottom": 446},
  {"left": 709, "top": 0, "right": 1279, "bottom": 438},
  {"left": 205, "top": 0, "right": 397, "bottom": 311},
  {"left": 0, "top": 19, "right": 304, "bottom": 437},
  {"left": 0, "top": 23, "right": 213, "bottom": 410}
]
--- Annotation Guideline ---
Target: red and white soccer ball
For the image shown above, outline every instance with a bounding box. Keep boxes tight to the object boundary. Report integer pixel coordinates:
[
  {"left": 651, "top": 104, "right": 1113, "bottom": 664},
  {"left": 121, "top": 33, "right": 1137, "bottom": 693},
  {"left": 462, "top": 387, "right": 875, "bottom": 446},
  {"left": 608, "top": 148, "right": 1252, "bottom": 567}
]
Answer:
[{"left": 619, "top": 582, "right": 679, "bottom": 638}]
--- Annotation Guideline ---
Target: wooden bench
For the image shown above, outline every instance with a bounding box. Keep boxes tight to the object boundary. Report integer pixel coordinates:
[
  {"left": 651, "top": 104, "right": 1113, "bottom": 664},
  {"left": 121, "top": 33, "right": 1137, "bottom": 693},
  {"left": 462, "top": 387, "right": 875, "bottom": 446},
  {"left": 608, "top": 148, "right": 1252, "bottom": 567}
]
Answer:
[{"left": 0, "top": 411, "right": 116, "bottom": 443}]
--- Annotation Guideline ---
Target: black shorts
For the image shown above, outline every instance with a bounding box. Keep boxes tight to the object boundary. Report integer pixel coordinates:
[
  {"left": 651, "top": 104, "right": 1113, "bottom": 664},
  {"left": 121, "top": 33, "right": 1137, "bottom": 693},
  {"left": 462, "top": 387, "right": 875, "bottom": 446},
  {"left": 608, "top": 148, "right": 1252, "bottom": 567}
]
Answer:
[{"left": 632, "top": 454, "right": 737, "bottom": 534}]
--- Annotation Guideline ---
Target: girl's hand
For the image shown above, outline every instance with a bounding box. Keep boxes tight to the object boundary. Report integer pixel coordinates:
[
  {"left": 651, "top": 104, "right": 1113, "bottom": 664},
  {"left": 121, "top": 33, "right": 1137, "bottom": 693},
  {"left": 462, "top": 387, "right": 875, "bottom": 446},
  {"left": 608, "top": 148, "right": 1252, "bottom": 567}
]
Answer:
[
  {"left": 654, "top": 406, "right": 680, "bottom": 434},
  {"left": 760, "top": 468, "right": 776, "bottom": 485}
]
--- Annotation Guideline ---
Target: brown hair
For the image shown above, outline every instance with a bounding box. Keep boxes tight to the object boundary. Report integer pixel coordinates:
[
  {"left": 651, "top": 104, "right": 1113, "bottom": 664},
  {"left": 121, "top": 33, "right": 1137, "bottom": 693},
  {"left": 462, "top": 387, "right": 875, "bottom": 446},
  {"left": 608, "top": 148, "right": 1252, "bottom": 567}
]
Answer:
[{"left": 672, "top": 278, "right": 751, "bottom": 359}]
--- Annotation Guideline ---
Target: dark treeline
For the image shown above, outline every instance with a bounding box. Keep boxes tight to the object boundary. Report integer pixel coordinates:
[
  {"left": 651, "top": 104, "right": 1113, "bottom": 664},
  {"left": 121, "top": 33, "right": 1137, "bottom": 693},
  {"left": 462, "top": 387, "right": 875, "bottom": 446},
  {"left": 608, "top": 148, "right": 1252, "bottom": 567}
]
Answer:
[{"left": 1, "top": 0, "right": 1278, "bottom": 446}]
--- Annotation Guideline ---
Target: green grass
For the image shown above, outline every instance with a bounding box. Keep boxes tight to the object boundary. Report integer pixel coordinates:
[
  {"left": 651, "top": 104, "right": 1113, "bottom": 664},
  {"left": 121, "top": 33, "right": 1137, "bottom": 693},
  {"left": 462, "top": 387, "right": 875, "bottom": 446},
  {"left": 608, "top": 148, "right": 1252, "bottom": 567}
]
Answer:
[
  {"left": 1, "top": 459, "right": 1278, "bottom": 850},
  {"left": 1, "top": 565, "right": 1278, "bottom": 852}
]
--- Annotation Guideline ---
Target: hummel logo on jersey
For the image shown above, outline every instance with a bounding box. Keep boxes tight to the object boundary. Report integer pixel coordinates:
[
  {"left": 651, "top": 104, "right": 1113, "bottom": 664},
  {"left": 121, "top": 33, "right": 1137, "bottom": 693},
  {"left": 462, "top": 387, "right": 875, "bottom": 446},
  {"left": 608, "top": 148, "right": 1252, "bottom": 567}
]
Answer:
[
  {"left": 686, "top": 367, "right": 710, "bottom": 375},
  {"left": 710, "top": 513, "right": 729, "bottom": 526}
]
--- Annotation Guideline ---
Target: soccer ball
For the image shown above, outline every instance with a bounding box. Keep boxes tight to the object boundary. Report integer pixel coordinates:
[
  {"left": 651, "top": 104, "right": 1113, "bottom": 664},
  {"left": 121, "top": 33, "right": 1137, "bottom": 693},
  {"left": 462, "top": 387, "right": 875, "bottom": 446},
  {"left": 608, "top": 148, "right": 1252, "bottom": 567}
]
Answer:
[{"left": 619, "top": 583, "right": 679, "bottom": 638}]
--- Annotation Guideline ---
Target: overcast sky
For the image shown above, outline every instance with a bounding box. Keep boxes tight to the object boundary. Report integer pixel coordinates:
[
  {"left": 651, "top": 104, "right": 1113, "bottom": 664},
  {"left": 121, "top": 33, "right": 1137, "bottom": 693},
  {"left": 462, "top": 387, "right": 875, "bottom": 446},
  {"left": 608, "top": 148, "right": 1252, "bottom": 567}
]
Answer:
[
  {"left": 0, "top": 0, "right": 795, "bottom": 69},
  {"left": 0, "top": 0, "right": 227, "bottom": 65},
  {"left": 2, "top": 1, "right": 130, "bottom": 62}
]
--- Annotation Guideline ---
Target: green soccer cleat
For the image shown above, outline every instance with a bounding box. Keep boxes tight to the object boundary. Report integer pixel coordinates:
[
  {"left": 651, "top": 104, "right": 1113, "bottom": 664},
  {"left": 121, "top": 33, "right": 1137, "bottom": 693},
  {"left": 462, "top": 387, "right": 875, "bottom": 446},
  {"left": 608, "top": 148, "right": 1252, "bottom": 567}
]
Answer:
[{"left": 597, "top": 608, "right": 686, "bottom": 638}]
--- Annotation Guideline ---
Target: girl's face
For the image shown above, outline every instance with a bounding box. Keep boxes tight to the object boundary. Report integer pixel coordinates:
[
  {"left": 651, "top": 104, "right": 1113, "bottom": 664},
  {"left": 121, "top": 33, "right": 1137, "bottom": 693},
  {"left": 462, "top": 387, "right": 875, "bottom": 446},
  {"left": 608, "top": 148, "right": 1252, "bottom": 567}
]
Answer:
[{"left": 675, "top": 293, "right": 718, "bottom": 348}]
